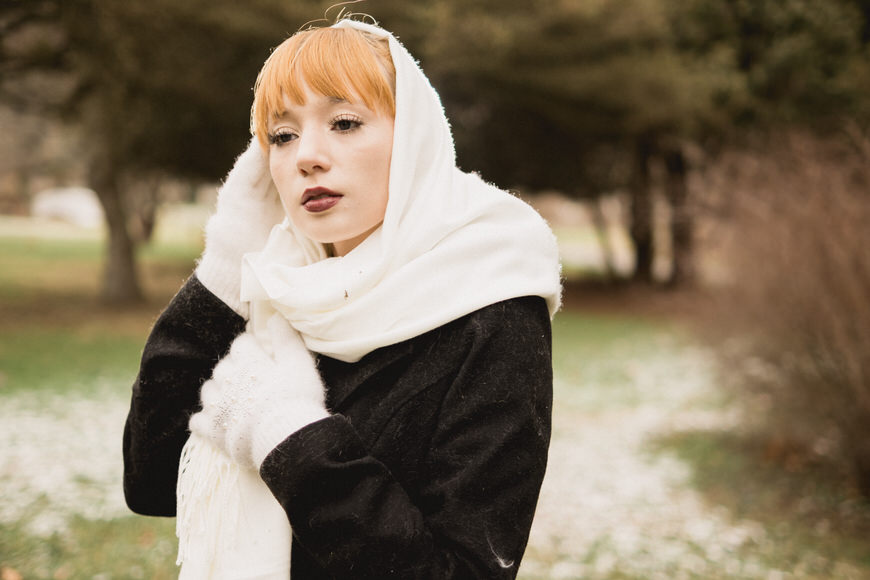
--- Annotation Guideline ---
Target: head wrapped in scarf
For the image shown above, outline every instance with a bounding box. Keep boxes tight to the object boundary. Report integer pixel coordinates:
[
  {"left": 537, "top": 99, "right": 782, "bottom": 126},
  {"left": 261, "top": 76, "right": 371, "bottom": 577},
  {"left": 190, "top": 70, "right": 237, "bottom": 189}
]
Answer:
[{"left": 241, "top": 18, "right": 562, "bottom": 363}]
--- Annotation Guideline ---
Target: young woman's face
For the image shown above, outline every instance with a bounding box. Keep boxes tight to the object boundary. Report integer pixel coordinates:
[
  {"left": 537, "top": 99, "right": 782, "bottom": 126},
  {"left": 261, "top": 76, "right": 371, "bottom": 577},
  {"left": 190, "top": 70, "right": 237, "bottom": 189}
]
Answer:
[{"left": 267, "top": 84, "right": 394, "bottom": 257}]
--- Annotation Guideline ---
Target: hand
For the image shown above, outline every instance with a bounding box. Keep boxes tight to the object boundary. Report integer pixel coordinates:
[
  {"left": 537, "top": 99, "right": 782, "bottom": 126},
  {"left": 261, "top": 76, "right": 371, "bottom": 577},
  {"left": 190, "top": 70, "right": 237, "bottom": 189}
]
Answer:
[
  {"left": 189, "top": 315, "right": 330, "bottom": 469},
  {"left": 195, "top": 138, "right": 285, "bottom": 318}
]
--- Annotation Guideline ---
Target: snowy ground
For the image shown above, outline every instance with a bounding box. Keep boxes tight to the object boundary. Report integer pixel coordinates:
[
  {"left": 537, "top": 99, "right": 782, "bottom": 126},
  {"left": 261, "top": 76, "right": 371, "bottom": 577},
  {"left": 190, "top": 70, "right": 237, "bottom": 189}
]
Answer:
[
  {"left": 520, "top": 343, "right": 771, "bottom": 579},
  {"left": 0, "top": 385, "right": 131, "bottom": 536},
  {"left": 0, "top": 337, "right": 863, "bottom": 579}
]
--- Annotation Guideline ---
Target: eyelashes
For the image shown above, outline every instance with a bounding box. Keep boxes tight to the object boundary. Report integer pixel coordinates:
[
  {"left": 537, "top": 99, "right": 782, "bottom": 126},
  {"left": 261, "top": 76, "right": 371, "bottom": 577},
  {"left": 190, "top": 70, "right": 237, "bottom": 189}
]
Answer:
[
  {"left": 268, "top": 114, "right": 364, "bottom": 147},
  {"left": 267, "top": 130, "right": 296, "bottom": 146},
  {"left": 331, "top": 114, "right": 363, "bottom": 132}
]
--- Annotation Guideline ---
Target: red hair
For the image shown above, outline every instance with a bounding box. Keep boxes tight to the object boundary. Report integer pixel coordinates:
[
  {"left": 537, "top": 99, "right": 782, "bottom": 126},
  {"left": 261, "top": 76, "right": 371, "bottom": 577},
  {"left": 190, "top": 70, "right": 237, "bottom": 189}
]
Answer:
[{"left": 251, "top": 26, "right": 396, "bottom": 148}]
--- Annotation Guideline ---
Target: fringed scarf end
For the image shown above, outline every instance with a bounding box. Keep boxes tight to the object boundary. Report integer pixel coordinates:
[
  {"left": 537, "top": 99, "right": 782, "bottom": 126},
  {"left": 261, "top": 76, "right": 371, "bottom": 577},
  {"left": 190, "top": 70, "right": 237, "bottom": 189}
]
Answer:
[{"left": 176, "top": 433, "right": 243, "bottom": 571}]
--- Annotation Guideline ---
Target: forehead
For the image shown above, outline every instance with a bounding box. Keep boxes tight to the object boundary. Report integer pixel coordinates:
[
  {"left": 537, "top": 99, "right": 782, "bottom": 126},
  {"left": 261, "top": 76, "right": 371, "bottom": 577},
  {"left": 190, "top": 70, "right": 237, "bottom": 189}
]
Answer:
[{"left": 269, "top": 91, "right": 371, "bottom": 123}]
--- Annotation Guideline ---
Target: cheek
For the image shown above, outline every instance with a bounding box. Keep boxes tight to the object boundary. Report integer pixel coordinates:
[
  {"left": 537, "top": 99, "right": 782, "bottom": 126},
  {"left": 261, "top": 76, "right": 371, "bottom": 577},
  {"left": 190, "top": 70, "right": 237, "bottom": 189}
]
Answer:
[
  {"left": 376, "top": 155, "right": 391, "bottom": 211},
  {"left": 269, "top": 153, "right": 294, "bottom": 215},
  {"left": 268, "top": 152, "right": 284, "bottom": 186},
  {"left": 373, "top": 133, "right": 393, "bottom": 210}
]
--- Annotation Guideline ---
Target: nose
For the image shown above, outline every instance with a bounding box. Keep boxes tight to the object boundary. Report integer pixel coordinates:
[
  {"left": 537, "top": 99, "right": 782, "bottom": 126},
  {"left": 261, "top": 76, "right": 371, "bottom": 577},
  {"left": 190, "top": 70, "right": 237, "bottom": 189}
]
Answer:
[{"left": 295, "top": 131, "right": 331, "bottom": 176}]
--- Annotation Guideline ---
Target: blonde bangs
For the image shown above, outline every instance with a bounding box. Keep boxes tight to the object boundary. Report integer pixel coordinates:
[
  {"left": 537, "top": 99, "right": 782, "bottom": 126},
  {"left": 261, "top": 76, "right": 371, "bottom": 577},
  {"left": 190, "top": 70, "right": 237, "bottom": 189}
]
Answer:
[{"left": 252, "top": 27, "right": 396, "bottom": 148}]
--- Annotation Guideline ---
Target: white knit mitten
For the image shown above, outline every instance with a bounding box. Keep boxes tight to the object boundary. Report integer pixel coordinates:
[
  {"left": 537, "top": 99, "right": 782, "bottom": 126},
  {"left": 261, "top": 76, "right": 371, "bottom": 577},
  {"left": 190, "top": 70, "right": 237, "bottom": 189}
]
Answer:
[
  {"left": 189, "top": 315, "right": 330, "bottom": 469},
  {"left": 196, "top": 139, "right": 285, "bottom": 318}
]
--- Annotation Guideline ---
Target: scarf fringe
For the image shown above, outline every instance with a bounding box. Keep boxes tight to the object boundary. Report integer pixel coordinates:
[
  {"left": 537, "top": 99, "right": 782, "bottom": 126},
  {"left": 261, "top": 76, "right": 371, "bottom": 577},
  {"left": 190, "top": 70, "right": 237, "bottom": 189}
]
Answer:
[{"left": 176, "top": 433, "right": 243, "bottom": 573}]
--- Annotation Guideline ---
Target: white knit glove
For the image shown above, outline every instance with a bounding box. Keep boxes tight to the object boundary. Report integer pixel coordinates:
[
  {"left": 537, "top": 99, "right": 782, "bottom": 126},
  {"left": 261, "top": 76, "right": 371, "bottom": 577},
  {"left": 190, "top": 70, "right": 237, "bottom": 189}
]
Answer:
[
  {"left": 189, "top": 315, "right": 330, "bottom": 469},
  {"left": 195, "top": 139, "right": 285, "bottom": 319}
]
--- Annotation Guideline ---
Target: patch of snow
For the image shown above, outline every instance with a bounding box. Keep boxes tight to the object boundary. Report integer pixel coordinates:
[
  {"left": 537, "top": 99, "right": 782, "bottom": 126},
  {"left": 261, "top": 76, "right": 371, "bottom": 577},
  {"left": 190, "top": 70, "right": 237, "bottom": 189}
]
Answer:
[{"left": 0, "top": 385, "right": 129, "bottom": 535}]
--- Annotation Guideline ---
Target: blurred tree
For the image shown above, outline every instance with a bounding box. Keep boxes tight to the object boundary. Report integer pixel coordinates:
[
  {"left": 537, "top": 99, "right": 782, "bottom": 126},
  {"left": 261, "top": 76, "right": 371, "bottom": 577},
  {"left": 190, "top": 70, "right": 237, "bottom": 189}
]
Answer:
[
  {"left": 420, "top": 0, "right": 743, "bottom": 283},
  {"left": 3, "top": 0, "right": 868, "bottom": 296},
  {"left": 0, "top": 0, "right": 327, "bottom": 303},
  {"left": 416, "top": 0, "right": 870, "bottom": 284},
  {"left": 670, "top": 0, "right": 869, "bottom": 128}
]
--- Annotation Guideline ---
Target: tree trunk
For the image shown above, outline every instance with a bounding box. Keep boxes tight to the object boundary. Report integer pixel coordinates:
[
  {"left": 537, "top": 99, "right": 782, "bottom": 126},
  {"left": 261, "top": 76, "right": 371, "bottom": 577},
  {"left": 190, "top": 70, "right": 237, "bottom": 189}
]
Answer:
[
  {"left": 849, "top": 436, "right": 870, "bottom": 500},
  {"left": 589, "top": 197, "right": 618, "bottom": 281},
  {"left": 629, "top": 138, "right": 654, "bottom": 283},
  {"left": 127, "top": 176, "right": 160, "bottom": 244},
  {"left": 88, "top": 155, "right": 144, "bottom": 305},
  {"left": 15, "top": 168, "right": 32, "bottom": 213},
  {"left": 664, "top": 148, "right": 693, "bottom": 286}
]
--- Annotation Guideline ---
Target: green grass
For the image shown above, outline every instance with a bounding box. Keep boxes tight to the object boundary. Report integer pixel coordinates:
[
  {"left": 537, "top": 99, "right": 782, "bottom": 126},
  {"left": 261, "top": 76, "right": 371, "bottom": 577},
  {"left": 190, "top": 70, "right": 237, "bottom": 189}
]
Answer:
[
  {"left": 552, "top": 310, "right": 662, "bottom": 377},
  {"left": 0, "top": 510, "right": 178, "bottom": 580},
  {"left": 0, "top": 229, "right": 190, "bottom": 576},
  {"left": 650, "top": 429, "right": 870, "bottom": 577},
  {"left": 0, "top": 235, "right": 104, "bottom": 261},
  {"left": 0, "top": 328, "right": 144, "bottom": 396},
  {"left": 0, "top": 234, "right": 196, "bottom": 303},
  {"left": 0, "top": 233, "right": 196, "bottom": 397},
  {"left": 0, "top": 237, "right": 101, "bottom": 300},
  {"left": 552, "top": 309, "right": 690, "bottom": 411}
]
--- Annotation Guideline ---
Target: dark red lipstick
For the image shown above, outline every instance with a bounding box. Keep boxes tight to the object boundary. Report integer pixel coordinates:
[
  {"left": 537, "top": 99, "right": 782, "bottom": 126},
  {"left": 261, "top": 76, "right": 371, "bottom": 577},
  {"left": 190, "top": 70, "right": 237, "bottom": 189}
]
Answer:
[{"left": 302, "top": 187, "right": 342, "bottom": 213}]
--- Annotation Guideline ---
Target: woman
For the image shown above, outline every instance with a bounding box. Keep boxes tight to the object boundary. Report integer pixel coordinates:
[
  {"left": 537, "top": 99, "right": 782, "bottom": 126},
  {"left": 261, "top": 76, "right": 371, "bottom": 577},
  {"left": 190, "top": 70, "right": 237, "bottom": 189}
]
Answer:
[{"left": 123, "top": 16, "right": 561, "bottom": 579}]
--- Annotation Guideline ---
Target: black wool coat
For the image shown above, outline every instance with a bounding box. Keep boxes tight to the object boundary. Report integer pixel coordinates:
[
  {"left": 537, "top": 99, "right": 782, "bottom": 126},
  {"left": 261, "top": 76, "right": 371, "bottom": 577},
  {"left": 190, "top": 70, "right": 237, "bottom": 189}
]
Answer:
[{"left": 123, "top": 275, "right": 553, "bottom": 579}]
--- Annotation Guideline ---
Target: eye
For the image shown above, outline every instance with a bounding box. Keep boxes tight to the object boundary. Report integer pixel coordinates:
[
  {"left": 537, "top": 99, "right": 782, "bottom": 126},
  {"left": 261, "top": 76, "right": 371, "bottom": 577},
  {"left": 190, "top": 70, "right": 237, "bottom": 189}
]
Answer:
[
  {"left": 268, "top": 129, "right": 297, "bottom": 147},
  {"left": 332, "top": 114, "right": 363, "bottom": 132}
]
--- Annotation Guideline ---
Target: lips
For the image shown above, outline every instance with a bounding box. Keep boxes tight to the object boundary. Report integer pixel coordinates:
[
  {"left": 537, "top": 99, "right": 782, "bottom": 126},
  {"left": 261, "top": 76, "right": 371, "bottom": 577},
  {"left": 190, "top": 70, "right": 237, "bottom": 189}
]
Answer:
[{"left": 302, "top": 187, "right": 343, "bottom": 213}]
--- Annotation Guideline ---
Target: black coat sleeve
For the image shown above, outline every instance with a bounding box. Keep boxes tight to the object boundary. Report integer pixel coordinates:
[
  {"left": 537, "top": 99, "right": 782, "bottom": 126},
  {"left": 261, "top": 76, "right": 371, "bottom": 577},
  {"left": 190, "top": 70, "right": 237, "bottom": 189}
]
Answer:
[
  {"left": 259, "top": 297, "right": 553, "bottom": 579},
  {"left": 122, "top": 275, "right": 246, "bottom": 516}
]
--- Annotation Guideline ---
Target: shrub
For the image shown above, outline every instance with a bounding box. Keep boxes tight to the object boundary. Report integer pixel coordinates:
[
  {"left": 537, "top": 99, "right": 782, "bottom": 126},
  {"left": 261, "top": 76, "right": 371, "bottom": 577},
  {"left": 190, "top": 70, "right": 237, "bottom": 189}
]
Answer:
[{"left": 700, "top": 132, "right": 870, "bottom": 495}]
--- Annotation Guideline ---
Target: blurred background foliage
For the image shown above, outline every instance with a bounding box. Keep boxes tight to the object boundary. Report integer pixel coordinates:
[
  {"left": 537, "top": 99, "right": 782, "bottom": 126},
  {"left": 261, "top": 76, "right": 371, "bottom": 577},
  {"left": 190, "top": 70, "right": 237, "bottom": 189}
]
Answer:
[
  {"left": 3, "top": 0, "right": 869, "bottom": 300},
  {"left": 2, "top": 0, "right": 870, "bottom": 555}
]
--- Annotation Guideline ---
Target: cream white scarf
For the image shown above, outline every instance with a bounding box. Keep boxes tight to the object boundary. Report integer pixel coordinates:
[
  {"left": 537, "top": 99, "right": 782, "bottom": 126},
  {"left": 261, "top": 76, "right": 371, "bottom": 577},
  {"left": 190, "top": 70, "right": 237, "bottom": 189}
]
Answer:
[{"left": 177, "top": 18, "right": 561, "bottom": 579}]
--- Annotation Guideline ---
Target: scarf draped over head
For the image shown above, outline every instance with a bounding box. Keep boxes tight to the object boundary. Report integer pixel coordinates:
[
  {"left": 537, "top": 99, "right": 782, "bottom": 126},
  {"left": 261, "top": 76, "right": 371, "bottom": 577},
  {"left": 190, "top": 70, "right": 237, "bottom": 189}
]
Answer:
[
  {"left": 177, "top": 18, "right": 562, "bottom": 579},
  {"left": 241, "top": 19, "right": 562, "bottom": 363}
]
